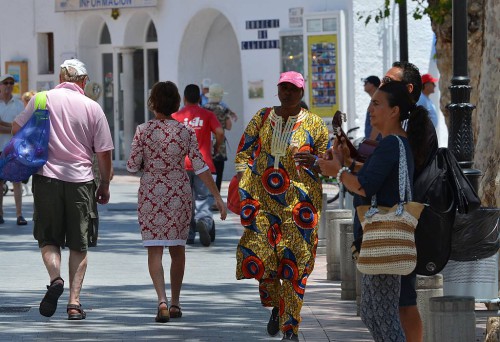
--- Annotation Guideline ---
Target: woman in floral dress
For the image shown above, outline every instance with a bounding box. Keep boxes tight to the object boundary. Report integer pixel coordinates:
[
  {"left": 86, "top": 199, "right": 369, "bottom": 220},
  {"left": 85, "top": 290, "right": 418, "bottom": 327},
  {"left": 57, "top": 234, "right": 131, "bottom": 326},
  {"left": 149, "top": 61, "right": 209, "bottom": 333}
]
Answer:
[
  {"left": 127, "top": 81, "right": 227, "bottom": 323},
  {"left": 234, "top": 72, "right": 330, "bottom": 341}
]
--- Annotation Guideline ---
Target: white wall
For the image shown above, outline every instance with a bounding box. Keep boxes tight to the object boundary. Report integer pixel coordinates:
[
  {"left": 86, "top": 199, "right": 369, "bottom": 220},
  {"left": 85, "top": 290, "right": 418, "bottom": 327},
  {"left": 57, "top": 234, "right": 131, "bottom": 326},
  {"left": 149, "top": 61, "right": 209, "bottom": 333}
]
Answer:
[{"left": 0, "top": 0, "right": 440, "bottom": 161}]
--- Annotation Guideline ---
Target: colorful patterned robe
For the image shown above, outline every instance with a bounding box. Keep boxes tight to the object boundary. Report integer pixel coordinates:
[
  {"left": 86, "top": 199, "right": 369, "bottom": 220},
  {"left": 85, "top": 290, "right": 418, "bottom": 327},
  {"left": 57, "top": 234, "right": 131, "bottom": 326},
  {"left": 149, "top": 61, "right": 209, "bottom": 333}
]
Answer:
[{"left": 234, "top": 107, "right": 330, "bottom": 334}]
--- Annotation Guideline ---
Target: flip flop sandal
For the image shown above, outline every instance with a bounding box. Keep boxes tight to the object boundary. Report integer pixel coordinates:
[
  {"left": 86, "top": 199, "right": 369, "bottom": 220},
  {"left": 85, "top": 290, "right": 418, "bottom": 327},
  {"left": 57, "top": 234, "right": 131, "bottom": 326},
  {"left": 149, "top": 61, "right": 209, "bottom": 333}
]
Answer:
[
  {"left": 39, "top": 277, "right": 64, "bottom": 317},
  {"left": 155, "top": 301, "right": 170, "bottom": 323},
  {"left": 67, "top": 303, "right": 87, "bottom": 320},
  {"left": 169, "top": 305, "right": 182, "bottom": 318}
]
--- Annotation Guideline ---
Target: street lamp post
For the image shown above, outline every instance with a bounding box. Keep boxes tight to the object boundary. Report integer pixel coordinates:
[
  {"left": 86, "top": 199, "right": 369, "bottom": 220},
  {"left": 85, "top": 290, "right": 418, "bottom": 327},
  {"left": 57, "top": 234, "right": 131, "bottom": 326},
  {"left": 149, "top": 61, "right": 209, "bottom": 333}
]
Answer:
[
  {"left": 446, "top": 0, "right": 481, "bottom": 189},
  {"left": 398, "top": 0, "right": 408, "bottom": 62},
  {"left": 432, "top": 4, "right": 498, "bottom": 336}
]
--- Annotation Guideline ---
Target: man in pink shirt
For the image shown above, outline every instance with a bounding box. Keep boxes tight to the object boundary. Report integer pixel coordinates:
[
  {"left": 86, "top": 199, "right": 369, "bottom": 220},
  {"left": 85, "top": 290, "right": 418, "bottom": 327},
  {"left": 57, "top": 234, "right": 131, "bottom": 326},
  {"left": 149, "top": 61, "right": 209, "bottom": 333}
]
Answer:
[
  {"left": 13, "top": 59, "right": 114, "bottom": 320},
  {"left": 173, "top": 84, "right": 223, "bottom": 247}
]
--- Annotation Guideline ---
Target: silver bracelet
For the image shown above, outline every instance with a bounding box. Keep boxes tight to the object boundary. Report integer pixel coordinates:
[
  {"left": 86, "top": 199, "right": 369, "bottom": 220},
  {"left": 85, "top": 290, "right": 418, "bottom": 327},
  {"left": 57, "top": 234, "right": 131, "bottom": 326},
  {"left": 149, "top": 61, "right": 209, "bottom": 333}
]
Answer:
[{"left": 336, "top": 166, "right": 351, "bottom": 185}]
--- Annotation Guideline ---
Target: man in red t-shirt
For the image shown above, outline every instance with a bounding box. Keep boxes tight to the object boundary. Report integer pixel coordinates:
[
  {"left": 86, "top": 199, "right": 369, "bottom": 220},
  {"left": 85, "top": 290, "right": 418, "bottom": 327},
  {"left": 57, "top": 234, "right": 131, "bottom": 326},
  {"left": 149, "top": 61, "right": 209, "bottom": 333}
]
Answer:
[{"left": 173, "top": 84, "right": 223, "bottom": 246}]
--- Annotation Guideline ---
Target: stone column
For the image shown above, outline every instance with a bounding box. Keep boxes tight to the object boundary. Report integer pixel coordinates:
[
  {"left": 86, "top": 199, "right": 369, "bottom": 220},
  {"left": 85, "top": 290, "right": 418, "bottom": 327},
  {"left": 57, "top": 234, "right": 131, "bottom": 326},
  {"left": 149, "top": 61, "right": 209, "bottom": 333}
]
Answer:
[
  {"left": 317, "top": 193, "right": 328, "bottom": 255},
  {"left": 120, "top": 48, "right": 136, "bottom": 161},
  {"left": 428, "top": 296, "right": 475, "bottom": 342},
  {"left": 325, "top": 209, "right": 352, "bottom": 281},
  {"left": 416, "top": 274, "right": 443, "bottom": 341},
  {"left": 340, "top": 222, "right": 356, "bottom": 300},
  {"left": 356, "top": 269, "right": 362, "bottom": 316}
]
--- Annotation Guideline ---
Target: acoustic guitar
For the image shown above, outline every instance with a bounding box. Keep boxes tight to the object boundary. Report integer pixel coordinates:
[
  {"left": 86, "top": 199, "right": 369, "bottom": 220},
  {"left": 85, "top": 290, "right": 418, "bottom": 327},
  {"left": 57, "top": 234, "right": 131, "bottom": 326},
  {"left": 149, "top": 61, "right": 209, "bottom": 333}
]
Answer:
[{"left": 331, "top": 110, "right": 378, "bottom": 163}]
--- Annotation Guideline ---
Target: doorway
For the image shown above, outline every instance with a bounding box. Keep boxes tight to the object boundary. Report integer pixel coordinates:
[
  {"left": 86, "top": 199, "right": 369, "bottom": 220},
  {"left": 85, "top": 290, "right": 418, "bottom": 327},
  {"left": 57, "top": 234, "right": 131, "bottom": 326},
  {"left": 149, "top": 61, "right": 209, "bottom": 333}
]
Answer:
[{"left": 100, "top": 48, "right": 158, "bottom": 164}]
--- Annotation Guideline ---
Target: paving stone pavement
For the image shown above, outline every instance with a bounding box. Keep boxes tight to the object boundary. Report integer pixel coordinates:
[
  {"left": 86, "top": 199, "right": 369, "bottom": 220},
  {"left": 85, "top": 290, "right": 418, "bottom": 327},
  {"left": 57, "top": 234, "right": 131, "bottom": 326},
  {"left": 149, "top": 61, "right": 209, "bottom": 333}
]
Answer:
[{"left": 0, "top": 173, "right": 488, "bottom": 341}]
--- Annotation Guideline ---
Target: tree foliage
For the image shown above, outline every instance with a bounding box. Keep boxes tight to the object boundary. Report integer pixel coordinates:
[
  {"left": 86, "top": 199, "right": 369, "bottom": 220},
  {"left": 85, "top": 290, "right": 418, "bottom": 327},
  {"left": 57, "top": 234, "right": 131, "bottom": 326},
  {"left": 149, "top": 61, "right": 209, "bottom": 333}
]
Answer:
[
  {"left": 357, "top": 0, "right": 452, "bottom": 25},
  {"left": 357, "top": 0, "right": 499, "bottom": 209}
]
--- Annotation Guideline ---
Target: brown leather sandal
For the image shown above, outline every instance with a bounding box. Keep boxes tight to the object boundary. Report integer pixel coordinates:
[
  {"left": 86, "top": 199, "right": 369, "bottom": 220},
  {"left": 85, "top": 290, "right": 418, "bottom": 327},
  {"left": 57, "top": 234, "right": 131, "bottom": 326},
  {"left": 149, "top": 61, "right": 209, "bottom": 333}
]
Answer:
[
  {"left": 169, "top": 305, "right": 182, "bottom": 318},
  {"left": 67, "top": 303, "right": 86, "bottom": 320},
  {"left": 39, "top": 277, "right": 64, "bottom": 317},
  {"left": 155, "top": 301, "right": 169, "bottom": 323}
]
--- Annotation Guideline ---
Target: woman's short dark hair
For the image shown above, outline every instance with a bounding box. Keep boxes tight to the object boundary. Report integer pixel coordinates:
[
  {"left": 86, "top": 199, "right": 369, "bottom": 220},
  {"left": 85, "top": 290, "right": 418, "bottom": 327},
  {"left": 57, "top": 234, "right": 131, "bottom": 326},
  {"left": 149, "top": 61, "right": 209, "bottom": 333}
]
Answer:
[{"left": 148, "top": 81, "right": 181, "bottom": 116}]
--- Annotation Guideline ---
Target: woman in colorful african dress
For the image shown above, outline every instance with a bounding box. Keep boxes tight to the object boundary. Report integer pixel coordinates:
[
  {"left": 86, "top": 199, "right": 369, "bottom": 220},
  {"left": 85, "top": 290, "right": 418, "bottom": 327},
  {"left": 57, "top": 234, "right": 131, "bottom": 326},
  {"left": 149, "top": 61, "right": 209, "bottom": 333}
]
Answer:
[
  {"left": 127, "top": 81, "right": 227, "bottom": 323},
  {"left": 234, "top": 71, "right": 330, "bottom": 341}
]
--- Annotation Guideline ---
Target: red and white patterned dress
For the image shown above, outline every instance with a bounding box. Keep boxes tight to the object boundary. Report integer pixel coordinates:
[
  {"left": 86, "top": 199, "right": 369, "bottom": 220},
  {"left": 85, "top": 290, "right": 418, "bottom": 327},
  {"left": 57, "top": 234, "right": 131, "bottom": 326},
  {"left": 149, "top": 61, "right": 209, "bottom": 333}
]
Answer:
[{"left": 127, "top": 119, "right": 208, "bottom": 247}]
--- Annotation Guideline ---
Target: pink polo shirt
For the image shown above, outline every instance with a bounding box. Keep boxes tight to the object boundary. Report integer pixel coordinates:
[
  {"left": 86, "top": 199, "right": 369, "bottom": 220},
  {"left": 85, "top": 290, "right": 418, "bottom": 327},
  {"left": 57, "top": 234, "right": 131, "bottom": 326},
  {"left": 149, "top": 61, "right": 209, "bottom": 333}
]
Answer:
[{"left": 14, "top": 82, "right": 114, "bottom": 183}]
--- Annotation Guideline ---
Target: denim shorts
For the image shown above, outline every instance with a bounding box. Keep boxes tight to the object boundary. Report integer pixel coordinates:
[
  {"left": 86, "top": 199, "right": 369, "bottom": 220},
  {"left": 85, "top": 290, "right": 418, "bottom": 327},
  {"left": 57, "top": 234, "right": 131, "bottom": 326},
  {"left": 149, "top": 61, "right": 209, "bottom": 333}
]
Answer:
[{"left": 399, "top": 272, "right": 417, "bottom": 306}]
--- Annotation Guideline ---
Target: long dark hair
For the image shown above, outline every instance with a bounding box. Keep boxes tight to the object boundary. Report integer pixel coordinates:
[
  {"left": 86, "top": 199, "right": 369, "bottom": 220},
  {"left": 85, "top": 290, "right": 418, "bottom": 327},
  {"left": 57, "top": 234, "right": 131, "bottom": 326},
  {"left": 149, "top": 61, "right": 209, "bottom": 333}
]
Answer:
[
  {"left": 378, "top": 81, "right": 429, "bottom": 169},
  {"left": 148, "top": 81, "right": 181, "bottom": 116}
]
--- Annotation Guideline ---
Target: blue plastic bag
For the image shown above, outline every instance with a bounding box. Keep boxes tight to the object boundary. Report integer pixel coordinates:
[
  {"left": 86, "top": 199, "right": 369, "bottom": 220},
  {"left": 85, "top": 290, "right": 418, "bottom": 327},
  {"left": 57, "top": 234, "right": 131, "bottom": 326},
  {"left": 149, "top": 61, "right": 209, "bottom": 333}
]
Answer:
[{"left": 0, "top": 91, "right": 50, "bottom": 182}]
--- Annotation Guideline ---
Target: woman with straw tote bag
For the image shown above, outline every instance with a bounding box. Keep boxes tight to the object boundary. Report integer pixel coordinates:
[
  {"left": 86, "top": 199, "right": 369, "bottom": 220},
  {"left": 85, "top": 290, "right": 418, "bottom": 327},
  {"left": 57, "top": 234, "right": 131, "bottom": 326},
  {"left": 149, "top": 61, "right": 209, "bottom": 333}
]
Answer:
[{"left": 318, "top": 81, "right": 429, "bottom": 342}]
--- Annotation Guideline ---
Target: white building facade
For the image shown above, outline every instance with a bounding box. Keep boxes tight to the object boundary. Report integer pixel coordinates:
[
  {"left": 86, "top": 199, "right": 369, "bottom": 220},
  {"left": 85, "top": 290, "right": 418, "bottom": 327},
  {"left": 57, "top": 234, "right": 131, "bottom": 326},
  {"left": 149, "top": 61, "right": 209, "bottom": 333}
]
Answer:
[{"left": 0, "top": 0, "right": 444, "bottom": 176}]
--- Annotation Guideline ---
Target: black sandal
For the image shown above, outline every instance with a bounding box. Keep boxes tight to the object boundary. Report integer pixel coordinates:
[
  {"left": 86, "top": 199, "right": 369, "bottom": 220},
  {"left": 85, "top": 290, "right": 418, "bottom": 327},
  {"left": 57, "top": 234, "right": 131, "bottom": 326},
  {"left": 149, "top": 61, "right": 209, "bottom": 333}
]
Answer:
[
  {"left": 155, "top": 301, "right": 169, "bottom": 323},
  {"left": 39, "top": 277, "right": 64, "bottom": 317},
  {"left": 67, "top": 303, "right": 86, "bottom": 320},
  {"left": 169, "top": 305, "right": 182, "bottom": 318}
]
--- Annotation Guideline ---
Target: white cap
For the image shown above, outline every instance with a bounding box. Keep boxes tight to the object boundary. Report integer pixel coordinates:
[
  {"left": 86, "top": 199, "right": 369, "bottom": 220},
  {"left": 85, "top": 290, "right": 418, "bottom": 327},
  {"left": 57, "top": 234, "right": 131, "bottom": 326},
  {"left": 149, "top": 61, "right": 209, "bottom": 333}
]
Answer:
[
  {"left": 0, "top": 74, "right": 15, "bottom": 83},
  {"left": 60, "top": 59, "right": 88, "bottom": 76},
  {"left": 201, "top": 78, "right": 211, "bottom": 89}
]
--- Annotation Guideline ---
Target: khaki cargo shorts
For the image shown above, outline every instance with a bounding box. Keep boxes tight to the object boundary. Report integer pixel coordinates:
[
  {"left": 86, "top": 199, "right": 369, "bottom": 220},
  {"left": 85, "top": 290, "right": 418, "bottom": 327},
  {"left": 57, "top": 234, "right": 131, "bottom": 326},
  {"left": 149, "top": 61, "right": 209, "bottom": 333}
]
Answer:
[{"left": 32, "top": 175, "right": 99, "bottom": 251}]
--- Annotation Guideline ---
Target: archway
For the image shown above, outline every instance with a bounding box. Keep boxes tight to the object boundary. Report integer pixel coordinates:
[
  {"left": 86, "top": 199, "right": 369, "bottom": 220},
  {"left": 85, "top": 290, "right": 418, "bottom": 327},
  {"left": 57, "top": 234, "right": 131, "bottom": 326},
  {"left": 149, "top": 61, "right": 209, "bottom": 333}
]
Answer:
[{"left": 178, "top": 9, "right": 243, "bottom": 180}]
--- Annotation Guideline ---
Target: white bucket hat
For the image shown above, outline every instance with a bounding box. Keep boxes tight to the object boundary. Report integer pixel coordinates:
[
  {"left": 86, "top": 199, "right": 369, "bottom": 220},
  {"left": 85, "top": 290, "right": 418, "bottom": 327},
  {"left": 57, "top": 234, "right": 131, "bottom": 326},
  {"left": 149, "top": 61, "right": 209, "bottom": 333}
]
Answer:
[{"left": 206, "top": 83, "right": 227, "bottom": 102}]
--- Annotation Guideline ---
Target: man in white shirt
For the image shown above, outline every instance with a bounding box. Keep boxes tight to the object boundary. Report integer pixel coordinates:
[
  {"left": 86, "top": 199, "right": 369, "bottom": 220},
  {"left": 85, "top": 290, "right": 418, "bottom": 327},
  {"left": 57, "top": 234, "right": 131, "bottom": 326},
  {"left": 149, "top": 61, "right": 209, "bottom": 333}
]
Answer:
[
  {"left": 417, "top": 73, "right": 439, "bottom": 128},
  {"left": 0, "top": 74, "right": 27, "bottom": 225}
]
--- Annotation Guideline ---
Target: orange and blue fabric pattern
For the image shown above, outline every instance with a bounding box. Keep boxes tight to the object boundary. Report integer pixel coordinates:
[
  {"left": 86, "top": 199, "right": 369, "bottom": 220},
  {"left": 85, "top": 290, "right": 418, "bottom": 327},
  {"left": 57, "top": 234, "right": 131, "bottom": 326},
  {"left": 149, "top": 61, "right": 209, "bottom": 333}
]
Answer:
[{"left": 235, "top": 107, "right": 329, "bottom": 334}]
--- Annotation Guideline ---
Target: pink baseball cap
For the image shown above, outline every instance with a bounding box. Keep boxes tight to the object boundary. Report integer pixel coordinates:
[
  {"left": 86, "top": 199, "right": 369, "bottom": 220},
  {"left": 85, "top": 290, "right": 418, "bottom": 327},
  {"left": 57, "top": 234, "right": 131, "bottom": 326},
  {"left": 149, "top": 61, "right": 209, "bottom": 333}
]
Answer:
[{"left": 278, "top": 71, "right": 305, "bottom": 89}]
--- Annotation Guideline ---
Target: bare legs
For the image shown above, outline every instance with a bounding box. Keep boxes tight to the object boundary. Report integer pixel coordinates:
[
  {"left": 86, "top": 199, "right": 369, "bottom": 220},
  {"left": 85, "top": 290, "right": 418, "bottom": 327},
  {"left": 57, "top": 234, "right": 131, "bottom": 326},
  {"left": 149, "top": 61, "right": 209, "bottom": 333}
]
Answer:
[
  {"left": 168, "top": 245, "right": 185, "bottom": 308},
  {"left": 41, "top": 245, "right": 87, "bottom": 306},
  {"left": 0, "top": 181, "right": 25, "bottom": 219},
  {"left": 41, "top": 245, "right": 62, "bottom": 282},
  {"left": 68, "top": 250, "right": 88, "bottom": 305},
  {"left": 0, "top": 180, "right": 4, "bottom": 218},
  {"left": 13, "top": 182, "right": 23, "bottom": 217},
  {"left": 148, "top": 246, "right": 168, "bottom": 306},
  {"left": 147, "top": 245, "right": 185, "bottom": 309},
  {"left": 400, "top": 306, "right": 423, "bottom": 342}
]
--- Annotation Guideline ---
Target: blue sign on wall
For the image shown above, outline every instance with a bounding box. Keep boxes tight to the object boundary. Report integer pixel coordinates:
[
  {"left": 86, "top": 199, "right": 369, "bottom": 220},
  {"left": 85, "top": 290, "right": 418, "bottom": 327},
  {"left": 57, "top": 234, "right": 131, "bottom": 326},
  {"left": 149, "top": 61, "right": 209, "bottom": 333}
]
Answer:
[
  {"left": 245, "top": 19, "right": 280, "bottom": 30},
  {"left": 241, "top": 40, "right": 280, "bottom": 50}
]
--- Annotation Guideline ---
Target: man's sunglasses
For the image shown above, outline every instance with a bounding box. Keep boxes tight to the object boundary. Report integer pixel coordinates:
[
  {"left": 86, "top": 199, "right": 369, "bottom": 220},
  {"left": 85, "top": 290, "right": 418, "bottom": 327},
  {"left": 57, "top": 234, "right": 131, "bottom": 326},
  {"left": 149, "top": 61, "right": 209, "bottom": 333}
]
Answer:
[{"left": 2, "top": 81, "right": 14, "bottom": 85}]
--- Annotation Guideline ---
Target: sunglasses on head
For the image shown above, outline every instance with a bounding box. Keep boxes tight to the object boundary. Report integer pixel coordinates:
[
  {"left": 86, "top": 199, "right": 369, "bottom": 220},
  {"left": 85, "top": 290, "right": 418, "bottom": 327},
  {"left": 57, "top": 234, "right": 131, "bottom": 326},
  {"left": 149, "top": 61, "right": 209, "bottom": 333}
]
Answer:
[
  {"left": 2, "top": 81, "right": 14, "bottom": 85},
  {"left": 381, "top": 76, "right": 394, "bottom": 84}
]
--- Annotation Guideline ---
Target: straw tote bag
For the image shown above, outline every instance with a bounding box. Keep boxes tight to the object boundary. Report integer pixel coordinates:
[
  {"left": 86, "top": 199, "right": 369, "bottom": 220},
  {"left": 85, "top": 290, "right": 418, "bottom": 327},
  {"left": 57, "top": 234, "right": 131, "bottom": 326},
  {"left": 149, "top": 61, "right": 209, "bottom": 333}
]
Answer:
[{"left": 356, "top": 136, "right": 425, "bottom": 275}]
